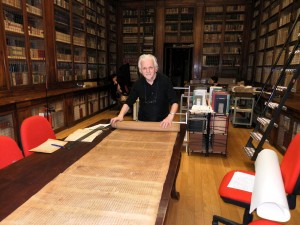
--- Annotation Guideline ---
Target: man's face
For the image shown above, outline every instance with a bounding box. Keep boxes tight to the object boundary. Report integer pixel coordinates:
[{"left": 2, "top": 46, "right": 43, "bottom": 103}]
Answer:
[{"left": 139, "top": 58, "right": 158, "bottom": 83}]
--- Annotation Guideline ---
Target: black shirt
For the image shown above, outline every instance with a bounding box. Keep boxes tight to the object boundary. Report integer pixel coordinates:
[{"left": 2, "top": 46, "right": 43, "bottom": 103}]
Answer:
[{"left": 125, "top": 72, "right": 178, "bottom": 122}]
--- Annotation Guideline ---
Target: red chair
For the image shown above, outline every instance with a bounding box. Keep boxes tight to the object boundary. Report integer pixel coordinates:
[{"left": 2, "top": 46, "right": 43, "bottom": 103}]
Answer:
[
  {"left": 20, "top": 115, "right": 56, "bottom": 156},
  {"left": 249, "top": 221, "right": 282, "bottom": 225},
  {"left": 216, "top": 133, "right": 300, "bottom": 224},
  {"left": 0, "top": 136, "right": 23, "bottom": 169},
  {"left": 212, "top": 215, "right": 283, "bottom": 225}
]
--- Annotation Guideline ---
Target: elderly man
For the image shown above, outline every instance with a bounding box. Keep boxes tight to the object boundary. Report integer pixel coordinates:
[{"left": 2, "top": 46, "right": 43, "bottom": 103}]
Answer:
[{"left": 110, "top": 54, "right": 178, "bottom": 128}]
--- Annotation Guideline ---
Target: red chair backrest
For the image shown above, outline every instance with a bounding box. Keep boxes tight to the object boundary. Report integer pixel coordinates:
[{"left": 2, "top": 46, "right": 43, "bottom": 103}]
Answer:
[
  {"left": 20, "top": 115, "right": 56, "bottom": 156},
  {"left": 0, "top": 136, "right": 23, "bottom": 169},
  {"left": 281, "top": 133, "right": 300, "bottom": 194}
]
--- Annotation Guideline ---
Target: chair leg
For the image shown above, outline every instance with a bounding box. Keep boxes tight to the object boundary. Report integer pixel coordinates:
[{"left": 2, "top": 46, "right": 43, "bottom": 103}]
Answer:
[
  {"left": 212, "top": 215, "right": 242, "bottom": 225},
  {"left": 242, "top": 208, "right": 253, "bottom": 225}
]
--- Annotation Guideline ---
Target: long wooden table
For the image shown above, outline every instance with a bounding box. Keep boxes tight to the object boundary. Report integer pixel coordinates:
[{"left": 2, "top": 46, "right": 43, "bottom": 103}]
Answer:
[{"left": 0, "top": 124, "right": 185, "bottom": 224}]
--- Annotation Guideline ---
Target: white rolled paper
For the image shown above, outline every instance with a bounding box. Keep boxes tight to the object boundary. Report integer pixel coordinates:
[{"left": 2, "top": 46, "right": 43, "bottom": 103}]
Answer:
[{"left": 250, "top": 149, "right": 290, "bottom": 222}]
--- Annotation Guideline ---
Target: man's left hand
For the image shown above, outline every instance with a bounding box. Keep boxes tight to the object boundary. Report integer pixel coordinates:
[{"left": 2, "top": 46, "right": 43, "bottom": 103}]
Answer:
[{"left": 160, "top": 114, "right": 174, "bottom": 128}]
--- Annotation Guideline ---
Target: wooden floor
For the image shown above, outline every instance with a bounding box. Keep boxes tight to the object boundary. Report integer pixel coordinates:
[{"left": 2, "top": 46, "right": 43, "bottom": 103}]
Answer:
[{"left": 56, "top": 109, "right": 300, "bottom": 225}]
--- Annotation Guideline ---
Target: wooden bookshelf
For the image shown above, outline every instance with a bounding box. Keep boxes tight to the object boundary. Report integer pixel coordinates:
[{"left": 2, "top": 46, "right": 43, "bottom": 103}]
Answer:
[
  {"left": 120, "top": 5, "right": 155, "bottom": 82},
  {"left": 0, "top": 0, "right": 113, "bottom": 142},
  {"left": 108, "top": 0, "right": 117, "bottom": 75},
  {"left": 202, "top": 4, "right": 245, "bottom": 80},
  {"left": 0, "top": 113, "right": 15, "bottom": 140},
  {"left": 2, "top": 0, "right": 46, "bottom": 86},
  {"left": 165, "top": 7, "right": 194, "bottom": 43}
]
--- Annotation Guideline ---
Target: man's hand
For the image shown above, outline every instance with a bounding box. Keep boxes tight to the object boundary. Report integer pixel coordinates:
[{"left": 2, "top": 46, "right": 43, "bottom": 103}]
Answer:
[
  {"left": 160, "top": 114, "right": 174, "bottom": 128},
  {"left": 110, "top": 115, "right": 124, "bottom": 124}
]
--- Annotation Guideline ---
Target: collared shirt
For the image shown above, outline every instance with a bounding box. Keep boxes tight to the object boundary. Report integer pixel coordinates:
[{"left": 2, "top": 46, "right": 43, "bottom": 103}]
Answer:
[{"left": 125, "top": 72, "right": 178, "bottom": 122}]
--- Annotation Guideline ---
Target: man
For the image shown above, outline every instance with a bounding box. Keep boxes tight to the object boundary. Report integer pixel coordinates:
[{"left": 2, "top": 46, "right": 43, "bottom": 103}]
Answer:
[
  {"left": 110, "top": 73, "right": 123, "bottom": 102},
  {"left": 110, "top": 54, "right": 178, "bottom": 128}
]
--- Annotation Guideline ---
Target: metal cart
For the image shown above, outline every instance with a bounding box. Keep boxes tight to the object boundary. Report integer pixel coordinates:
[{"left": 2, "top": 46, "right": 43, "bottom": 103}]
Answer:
[{"left": 231, "top": 93, "right": 255, "bottom": 127}]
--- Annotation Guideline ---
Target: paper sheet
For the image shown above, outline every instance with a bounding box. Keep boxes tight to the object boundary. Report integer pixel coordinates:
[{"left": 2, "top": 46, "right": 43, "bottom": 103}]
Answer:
[
  {"left": 64, "top": 128, "right": 102, "bottom": 142},
  {"left": 86, "top": 123, "right": 110, "bottom": 130},
  {"left": 189, "top": 105, "right": 213, "bottom": 114},
  {"left": 29, "top": 139, "right": 68, "bottom": 153},
  {"left": 250, "top": 149, "right": 290, "bottom": 222},
  {"left": 227, "top": 171, "right": 255, "bottom": 192}
]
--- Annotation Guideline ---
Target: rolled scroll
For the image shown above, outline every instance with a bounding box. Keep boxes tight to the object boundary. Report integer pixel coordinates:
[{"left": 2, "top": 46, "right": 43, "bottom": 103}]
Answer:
[{"left": 111, "top": 121, "right": 180, "bottom": 132}]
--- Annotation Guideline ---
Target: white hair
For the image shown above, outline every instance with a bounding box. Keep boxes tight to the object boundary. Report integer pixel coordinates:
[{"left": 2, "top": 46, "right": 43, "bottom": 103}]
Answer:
[{"left": 138, "top": 54, "right": 159, "bottom": 70}]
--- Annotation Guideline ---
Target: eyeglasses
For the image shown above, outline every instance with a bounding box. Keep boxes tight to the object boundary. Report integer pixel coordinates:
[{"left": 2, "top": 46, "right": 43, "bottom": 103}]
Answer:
[{"left": 142, "top": 66, "right": 155, "bottom": 72}]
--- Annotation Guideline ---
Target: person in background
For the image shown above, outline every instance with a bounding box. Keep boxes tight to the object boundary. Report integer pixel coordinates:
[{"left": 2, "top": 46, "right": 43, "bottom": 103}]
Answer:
[
  {"left": 110, "top": 73, "right": 123, "bottom": 102},
  {"left": 209, "top": 75, "right": 219, "bottom": 86},
  {"left": 110, "top": 54, "right": 178, "bottom": 128}
]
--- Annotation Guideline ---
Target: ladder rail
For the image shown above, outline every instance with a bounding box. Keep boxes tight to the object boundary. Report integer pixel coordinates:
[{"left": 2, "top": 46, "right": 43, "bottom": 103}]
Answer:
[
  {"left": 251, "top": 63, "right": 300, "bottom": 160},
  {"left": 247, "top": 35, "right": 300, "bottom": 141},
  {"left": 261, "top": 36, "right": 300, "bottom": 116},
  {"left": 246, "top": 34, "right": 300, "bottom": 160},
  {"left": 248, "top": 37, "right": 300, "bottom": 135}
]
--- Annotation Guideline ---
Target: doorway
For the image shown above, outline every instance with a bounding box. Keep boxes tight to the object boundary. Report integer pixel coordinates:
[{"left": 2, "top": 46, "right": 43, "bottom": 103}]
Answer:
[{"left": 163, "top": 44, "right": 193, "bottom": 87}]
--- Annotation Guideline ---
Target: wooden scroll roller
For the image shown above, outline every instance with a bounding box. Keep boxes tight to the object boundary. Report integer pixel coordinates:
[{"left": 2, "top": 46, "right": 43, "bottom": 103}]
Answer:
[{"left": 111, "top": 121, "right": 180, "bottom": 132}]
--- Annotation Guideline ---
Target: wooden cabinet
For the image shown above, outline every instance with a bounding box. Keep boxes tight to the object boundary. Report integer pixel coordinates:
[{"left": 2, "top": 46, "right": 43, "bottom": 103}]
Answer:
[
  {"left": 202, "top": 4, "right": 245, "bottom": 80},
  {"left": 72, "top": 89, "right": 108, "bottom": 122},
  {"left": 0, "top": 112, "right": 16, "bottom": 140},
  {"left": 0, "top": 86, "right": 110, "bottom": 142},
  {"left": 30, "top": 98, "right": 65, "bottom": 130},
  {"left": 246, "top": 0, "right": 300, "bottom": 91}
]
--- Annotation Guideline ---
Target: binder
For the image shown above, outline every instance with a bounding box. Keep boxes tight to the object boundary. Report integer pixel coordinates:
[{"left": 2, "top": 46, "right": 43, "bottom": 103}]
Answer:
[{"left": 211, "top": 91, "right": 230, "bottom": 114}]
